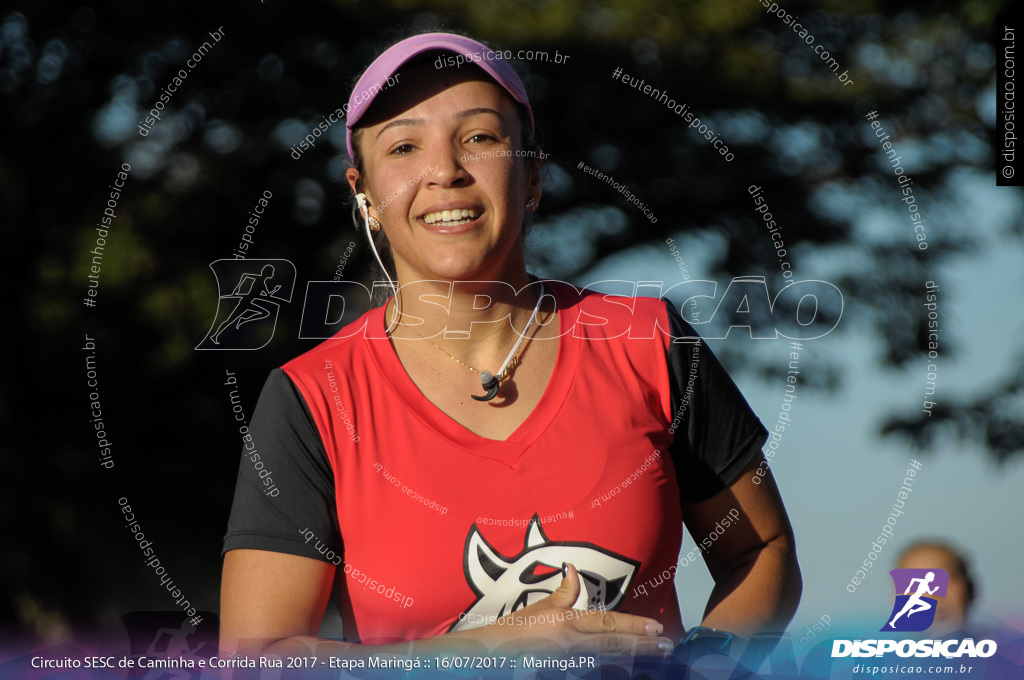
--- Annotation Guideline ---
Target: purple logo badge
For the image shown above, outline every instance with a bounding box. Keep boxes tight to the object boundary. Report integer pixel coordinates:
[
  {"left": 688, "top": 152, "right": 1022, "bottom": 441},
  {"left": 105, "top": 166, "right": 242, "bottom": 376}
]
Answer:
[{"left": 882, "top": 568, "right": 949, "bottom": 632}]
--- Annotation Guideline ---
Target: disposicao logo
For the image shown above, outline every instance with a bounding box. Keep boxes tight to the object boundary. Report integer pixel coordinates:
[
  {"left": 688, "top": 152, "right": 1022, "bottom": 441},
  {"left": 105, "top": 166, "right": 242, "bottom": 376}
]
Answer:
[
  {"left": 832, "top": 568, "right": 997, "bottom": 659},
  {"left": 196, "top": 259, "right": 296, "bottom": 350},
  {"left": 882, "top": 568, "right": 948, "bottom": 632}
]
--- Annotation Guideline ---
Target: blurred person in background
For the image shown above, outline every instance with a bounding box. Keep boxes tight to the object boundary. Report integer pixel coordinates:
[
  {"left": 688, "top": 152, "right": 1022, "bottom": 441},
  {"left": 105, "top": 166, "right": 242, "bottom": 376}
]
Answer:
[{"left": 897, "top": 540, "right": 976, "bottom": 637}]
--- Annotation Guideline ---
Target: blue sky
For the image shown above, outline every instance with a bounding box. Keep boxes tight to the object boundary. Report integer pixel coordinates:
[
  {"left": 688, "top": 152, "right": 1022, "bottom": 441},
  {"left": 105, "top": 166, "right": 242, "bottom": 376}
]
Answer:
[{"left": 577, "top": 169, "right": 1024, "bottom": 638}]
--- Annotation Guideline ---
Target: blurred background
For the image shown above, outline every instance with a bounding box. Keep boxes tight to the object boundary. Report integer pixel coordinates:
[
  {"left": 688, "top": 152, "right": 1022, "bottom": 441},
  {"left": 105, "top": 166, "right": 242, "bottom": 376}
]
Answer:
[{"left": 2, "top": 0, "right": 1021, "bottom": 658}]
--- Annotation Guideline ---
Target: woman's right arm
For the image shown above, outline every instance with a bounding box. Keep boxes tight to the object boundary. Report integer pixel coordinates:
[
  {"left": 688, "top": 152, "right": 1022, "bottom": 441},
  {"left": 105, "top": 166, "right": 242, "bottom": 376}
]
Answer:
[
  {"left": 220, "top": 556, "right": 673, "bottom": 660},
  {"left": 220, "top": 549, "right": 337, "bottom": 657}
]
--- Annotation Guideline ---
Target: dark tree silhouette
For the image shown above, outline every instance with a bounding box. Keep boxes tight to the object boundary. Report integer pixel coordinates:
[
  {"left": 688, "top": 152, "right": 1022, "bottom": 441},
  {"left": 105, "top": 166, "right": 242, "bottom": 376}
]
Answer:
[{"left": 1, "top": 0, "right": 1016, "bottom": 641}]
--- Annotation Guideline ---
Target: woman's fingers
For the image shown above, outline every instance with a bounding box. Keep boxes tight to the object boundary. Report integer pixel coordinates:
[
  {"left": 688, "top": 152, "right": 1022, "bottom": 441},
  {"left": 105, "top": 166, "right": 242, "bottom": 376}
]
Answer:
[
  {"left": 539, "top": 562, "right": 582, "bottom": 610},
  {"left": 483, "top": 562, "right": 671, "bottom": 657},
  {"left": 569, "top": 633, "right": 675, "bottom": 657},
  {"left": 570, "top": 606, "right": 665, "bottom": 638},
  {"left": 540, "top": 562, "right": 667, "bottom": 639}
]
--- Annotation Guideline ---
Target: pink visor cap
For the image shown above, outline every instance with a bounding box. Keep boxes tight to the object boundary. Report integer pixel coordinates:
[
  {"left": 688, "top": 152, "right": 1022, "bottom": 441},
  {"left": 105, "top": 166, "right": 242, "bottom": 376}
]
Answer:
[{"left": 345, "top": 33, "right": 534, "bottom": 161}]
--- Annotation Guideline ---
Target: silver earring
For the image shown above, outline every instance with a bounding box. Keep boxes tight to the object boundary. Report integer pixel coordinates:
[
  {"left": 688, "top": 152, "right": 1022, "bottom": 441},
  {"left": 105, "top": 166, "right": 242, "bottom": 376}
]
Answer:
[
  {"left": 525, "top": 198, "right": 537, "bottom": 211},
  {"left": 368, "top": 216, "right": 381, "bottom": 232}
]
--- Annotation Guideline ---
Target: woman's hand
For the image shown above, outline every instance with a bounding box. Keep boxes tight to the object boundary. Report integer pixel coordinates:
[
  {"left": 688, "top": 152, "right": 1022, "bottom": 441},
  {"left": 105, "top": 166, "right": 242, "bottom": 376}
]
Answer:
[
  {"left": 451, "top": 563, "right": 674, "bottom": 657},
  {"left": 222, "top": 552, "right": 670, "bottom": 662}
]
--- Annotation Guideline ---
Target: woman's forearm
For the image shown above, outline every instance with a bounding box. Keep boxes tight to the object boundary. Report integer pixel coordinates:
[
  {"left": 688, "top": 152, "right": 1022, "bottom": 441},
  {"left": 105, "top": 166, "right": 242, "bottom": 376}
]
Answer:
[
  {"left": 698, "top": 539, "right": 802, "bottom": 637},
  {"left": 248, "top": 569, "right": 673, "bottom": 662}
]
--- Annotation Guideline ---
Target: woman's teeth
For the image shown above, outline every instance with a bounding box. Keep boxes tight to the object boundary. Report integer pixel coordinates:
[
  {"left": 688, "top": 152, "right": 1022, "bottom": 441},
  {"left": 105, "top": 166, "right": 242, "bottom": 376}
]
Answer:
[{"left": 423, "top": 208, "right": 478, "bottom": 226}]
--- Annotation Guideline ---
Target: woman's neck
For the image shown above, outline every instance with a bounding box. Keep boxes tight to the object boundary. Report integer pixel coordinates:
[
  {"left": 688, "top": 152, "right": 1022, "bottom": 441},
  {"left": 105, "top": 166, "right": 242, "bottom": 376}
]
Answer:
[{"left": 385, "top": 274, "right": 549, "bottom": 369}]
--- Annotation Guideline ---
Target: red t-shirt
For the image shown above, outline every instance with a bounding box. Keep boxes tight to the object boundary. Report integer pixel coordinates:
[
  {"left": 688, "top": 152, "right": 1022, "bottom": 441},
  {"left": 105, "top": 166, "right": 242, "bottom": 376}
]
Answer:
[{"left": 223, "top": 280, "right": 767, "bottom": 645}]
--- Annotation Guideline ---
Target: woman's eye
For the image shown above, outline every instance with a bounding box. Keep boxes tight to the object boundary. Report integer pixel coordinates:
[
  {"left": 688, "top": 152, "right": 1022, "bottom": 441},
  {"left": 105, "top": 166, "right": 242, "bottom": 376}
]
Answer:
[
  {"left": 389, "top": 143, "right": 416, "bottom": 156},
  {"left": 467, "top": 133, "right": 498, "bottom": 144}
]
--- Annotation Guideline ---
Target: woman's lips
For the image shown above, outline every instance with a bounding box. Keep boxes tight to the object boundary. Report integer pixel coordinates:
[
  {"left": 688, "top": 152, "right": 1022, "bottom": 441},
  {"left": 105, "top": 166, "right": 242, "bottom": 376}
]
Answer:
[
  {"left": 422, "top": 208, "right": 479, "bottom": 224},
  {"left": 418, "top": 210, "right": 485, "bottom": 234}
]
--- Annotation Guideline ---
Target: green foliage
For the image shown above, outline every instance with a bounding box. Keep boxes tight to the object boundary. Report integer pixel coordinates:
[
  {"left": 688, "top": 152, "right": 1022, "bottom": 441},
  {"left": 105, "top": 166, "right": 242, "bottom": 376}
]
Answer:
[{"left": 2, "top": 0, "right": 1018, "bottom": 635}]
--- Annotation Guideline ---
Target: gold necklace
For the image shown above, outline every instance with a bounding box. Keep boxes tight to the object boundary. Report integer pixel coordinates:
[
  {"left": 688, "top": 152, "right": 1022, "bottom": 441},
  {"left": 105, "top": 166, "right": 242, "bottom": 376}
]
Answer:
[
  {"left": 430, "top": 339, "right": 523, "bottom": 382},
  {"left": 427, "top": 282, "right": 550, "bottom": 401}
]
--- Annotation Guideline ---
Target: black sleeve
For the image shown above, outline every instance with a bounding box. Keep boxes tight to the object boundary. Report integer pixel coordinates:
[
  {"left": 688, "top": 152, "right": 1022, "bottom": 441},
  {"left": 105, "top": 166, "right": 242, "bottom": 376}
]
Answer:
[
  {"left": 222, "top": 368, "right": 343, "bottom": 561},
  {"left": 665, "top": 300, "right": 769, "bottom": 503}
]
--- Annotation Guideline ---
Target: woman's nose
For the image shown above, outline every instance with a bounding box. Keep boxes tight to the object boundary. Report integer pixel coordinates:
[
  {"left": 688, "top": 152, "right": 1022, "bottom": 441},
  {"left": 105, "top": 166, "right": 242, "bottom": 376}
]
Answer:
[{"left": 426, "top": 143, "right": 470, "bottom": 188}]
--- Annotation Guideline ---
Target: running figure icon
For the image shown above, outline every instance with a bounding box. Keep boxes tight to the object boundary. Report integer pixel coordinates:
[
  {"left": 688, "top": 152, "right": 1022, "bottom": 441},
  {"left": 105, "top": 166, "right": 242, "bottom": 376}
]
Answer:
[
  {"left": 211, "top": 264, "right": 281, "bottom": 345},
  {"left": 889, "top": 571, "right": 939, "bottom": 628},
  {"left": 881, "top": 567, "right": 949, "bottom": 632},
  {"left": 196, "top": 258, "right": 296, "bottom": 351}
]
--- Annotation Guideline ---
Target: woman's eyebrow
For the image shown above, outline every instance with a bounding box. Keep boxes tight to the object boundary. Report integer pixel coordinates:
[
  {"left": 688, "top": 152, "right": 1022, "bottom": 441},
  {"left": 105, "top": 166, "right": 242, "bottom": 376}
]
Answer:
[
  {"left": 376, "top": 117, "right": 425, "bottom": 139},
  {"left": 454, "top": 107, "right": 505, "bottom": 122},
  {"left": 375, "top": 108, "right": 506, "bottom": 140}
]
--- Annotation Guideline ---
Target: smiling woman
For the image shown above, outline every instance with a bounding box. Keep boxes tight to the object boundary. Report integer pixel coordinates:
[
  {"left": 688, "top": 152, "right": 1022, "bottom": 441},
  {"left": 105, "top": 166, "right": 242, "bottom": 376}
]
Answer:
[{"left": 220, "top": 32, "right": 802, "bottom": 664}]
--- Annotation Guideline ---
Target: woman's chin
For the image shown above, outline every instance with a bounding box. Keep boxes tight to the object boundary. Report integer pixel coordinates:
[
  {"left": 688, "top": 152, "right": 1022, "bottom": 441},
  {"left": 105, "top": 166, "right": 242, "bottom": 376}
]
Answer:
[{"left": 406, "top": 253, "right": 502, "bottom": 283}]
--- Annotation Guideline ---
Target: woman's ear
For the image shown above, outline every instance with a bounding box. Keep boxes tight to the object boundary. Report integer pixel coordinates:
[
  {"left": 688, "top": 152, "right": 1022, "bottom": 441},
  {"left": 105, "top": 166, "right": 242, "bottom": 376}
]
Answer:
[
  {"left": 526, "top": 155, "right": 543, "bottom": 206},
  {"left": 346, "top": 167, "right": 362, "bottom": 202},
  {"left": 347, "top": 168, "right": 378, "bottom": 218}
]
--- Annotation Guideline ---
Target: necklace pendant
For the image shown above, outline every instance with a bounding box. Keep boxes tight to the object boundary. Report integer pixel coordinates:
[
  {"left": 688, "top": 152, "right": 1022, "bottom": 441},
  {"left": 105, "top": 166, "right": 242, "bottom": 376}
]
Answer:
[{"left": 472, "top": 373, "right": 501, "bottom": 402}]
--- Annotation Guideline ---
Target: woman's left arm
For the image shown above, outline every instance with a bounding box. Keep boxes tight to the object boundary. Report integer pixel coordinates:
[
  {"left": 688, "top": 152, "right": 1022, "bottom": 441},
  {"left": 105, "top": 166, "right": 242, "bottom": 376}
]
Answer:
[{"left": 680, "top": 454, "right": 802, "bottom": 637}]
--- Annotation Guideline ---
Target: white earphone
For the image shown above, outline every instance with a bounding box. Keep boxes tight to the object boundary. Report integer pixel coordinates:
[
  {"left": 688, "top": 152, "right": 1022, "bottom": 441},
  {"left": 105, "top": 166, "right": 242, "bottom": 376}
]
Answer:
[{"left": 354, "top": 192, "right": 399, "bottom": 327}]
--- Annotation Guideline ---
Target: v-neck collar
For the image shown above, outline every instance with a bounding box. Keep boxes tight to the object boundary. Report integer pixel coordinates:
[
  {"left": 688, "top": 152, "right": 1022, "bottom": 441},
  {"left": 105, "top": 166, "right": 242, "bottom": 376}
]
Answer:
[{"left": 363, "top": 280, "right": 581, "bottom": 463}]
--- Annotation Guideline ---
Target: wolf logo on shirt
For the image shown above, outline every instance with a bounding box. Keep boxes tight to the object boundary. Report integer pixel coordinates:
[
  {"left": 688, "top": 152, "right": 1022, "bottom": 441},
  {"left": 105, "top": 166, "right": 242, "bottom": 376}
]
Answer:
[{"left": 449, "top": 514, "right": 639, "bottom": 632}]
